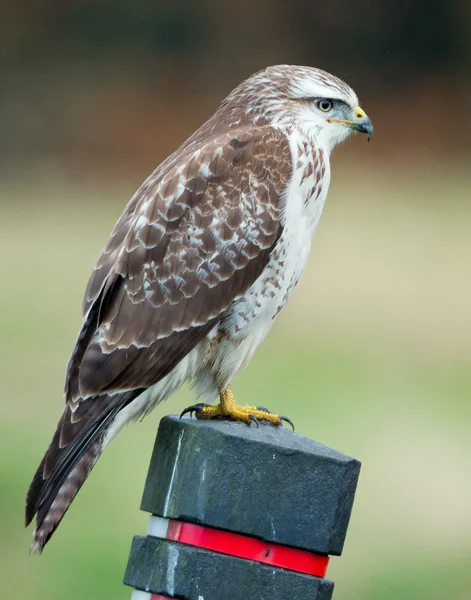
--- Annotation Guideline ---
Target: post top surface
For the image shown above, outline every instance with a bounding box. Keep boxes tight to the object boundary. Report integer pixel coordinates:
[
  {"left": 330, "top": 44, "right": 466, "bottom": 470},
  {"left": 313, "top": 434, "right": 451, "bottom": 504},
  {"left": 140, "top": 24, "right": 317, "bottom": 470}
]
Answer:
[{"left": 165, "top": 415, "right": 356, "bottom": 464}]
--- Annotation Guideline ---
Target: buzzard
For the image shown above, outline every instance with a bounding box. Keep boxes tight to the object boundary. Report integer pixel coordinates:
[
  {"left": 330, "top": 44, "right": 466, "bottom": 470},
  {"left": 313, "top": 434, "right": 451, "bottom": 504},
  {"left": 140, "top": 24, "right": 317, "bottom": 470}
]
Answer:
[{"left": 26, "top": 65, "right": 373, "bottom": 553}]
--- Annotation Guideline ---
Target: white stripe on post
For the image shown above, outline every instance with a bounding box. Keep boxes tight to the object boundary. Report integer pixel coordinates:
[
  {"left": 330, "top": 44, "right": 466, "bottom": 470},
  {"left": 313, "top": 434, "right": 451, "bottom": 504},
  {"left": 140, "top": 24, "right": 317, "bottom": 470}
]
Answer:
[
  {"left": 147, "top": 515, "right": 169, "bottom": 538},
  {"left": 131, "top": 589, "right": 152, "bottom": 600}
]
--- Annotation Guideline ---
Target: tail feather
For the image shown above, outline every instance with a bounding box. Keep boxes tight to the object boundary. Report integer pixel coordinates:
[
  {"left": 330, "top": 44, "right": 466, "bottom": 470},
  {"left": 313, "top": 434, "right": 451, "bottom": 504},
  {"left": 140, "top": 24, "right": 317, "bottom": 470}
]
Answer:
[
  {"left": 25, "top": 454, "right": 47, "bottom": 528},
  {"left": 29, "top": 440, "right": 102, "bottom": 554},
  {"left": 26, "top": 389, "right": 143, "bottom": 553}
]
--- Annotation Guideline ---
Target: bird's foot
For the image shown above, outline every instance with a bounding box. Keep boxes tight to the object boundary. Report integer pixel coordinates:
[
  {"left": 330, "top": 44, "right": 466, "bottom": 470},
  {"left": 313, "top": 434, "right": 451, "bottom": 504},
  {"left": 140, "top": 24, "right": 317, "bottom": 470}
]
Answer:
[{"left": 180, "top": 387, "right": 293, "bottom": 429}]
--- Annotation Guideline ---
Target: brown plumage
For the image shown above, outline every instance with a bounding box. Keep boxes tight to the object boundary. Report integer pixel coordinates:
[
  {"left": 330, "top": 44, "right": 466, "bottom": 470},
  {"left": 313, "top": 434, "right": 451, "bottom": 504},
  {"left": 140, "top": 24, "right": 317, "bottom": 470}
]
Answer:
[
  {"left": 26, "top": 65, "right": 372, "bottom": 553},
  {"left": 26, "top": 125, "right": 290, "bottom": 553}
]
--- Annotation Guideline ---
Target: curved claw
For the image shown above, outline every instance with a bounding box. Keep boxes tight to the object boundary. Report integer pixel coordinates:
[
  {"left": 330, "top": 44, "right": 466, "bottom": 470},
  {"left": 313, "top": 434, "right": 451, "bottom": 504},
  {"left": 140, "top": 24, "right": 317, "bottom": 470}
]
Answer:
[
  {"left": 280, "top": 415, "right": 295, "bottom": 431},
  {"left": 247, "top": 414, "right": 260, "bottom": 428},
  {"left": 180, "top": 403, "right": 206, "bottom": 419},
  {"left": 256, "top": 405, "right": 294, "bottom": 430}
]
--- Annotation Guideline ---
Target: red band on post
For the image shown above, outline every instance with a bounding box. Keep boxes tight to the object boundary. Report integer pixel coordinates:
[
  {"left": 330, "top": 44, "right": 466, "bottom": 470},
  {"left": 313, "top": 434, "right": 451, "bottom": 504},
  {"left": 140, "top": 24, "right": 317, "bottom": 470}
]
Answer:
[{"left": 165, "top": 519, "right": 329, "bottom": 578}]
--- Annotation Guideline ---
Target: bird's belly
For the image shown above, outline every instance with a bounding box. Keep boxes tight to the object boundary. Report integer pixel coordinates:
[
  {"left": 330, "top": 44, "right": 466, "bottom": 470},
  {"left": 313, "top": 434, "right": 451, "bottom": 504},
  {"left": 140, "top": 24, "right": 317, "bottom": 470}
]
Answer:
[{"left": 203, "top": 223, "right": 313, "bottom": 389}]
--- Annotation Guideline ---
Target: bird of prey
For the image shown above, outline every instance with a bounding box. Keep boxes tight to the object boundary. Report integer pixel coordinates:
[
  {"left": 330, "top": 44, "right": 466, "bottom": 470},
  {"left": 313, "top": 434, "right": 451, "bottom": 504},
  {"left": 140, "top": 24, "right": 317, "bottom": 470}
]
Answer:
[{"left": 25, "top": 65, "right": 373, "bottom": 553}]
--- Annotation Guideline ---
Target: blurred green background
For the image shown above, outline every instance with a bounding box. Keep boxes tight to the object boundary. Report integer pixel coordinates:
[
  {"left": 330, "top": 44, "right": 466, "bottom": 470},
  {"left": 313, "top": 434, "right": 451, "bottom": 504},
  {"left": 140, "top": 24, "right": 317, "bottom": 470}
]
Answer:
[{"left": 1, "top": 2, "right": 470, "bottom": 599}]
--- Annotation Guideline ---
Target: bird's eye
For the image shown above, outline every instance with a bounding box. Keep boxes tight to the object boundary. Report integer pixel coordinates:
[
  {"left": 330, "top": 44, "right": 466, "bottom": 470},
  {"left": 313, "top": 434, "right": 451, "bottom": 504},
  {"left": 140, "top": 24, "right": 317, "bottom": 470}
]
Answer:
[{"left": 317, "top": 99, "right": 333, "bottom": 112}]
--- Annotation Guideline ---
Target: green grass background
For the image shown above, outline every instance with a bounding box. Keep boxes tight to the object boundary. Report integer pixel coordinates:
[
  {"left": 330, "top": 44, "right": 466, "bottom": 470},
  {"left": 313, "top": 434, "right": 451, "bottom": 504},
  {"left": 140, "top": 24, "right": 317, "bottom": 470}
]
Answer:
[{"left": 1, "top": 167, "right": 470, "bottom": 599}]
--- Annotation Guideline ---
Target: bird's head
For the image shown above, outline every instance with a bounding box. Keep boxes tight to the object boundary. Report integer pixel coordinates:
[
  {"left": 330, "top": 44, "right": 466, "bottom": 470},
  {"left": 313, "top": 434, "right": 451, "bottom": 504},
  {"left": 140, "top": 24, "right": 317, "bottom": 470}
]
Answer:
[
  {"left": 223, "top": 65, "right": 373, "bottom": 153},
  {"left": 286, "top": 66, "right": 373, "bottom": 150}
]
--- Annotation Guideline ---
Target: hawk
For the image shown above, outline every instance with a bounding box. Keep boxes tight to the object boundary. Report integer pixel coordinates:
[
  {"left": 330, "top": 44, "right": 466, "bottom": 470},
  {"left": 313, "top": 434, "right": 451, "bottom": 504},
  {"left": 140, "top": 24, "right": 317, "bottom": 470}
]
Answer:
[{"left": 26, "top": 65, "right": 373, "bottom": 553}]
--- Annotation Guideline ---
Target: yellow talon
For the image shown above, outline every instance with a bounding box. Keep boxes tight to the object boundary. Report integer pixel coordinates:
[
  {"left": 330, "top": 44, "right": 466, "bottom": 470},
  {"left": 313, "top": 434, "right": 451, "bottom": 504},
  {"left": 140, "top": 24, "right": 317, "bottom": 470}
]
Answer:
[{"left": 194, "top": 386, "right": 282, "bottom": 426}]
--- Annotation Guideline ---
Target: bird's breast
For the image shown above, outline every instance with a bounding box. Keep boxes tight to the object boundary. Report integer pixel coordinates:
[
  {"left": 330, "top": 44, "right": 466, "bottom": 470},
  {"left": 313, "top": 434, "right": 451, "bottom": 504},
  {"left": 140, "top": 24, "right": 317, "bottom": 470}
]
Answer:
[
  {"left": 199, "top": 130, "right": 332, "bottom": 387},
  {"left": 220, "top": 131, "right": 331, "bottom": 342}
]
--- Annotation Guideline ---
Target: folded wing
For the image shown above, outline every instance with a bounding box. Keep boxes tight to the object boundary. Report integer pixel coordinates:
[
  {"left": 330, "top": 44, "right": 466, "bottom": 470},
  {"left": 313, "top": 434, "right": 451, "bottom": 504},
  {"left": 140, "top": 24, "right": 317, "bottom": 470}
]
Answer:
[{"left": 67, "top": 126, "right": 291, "bottom": 402}]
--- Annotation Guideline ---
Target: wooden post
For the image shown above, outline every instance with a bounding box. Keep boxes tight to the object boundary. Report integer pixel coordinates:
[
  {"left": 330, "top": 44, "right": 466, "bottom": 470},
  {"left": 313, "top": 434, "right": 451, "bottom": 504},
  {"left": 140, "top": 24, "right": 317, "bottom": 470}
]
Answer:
[{"left": 124, "top": 415, "right": 360, "bottom": 600}]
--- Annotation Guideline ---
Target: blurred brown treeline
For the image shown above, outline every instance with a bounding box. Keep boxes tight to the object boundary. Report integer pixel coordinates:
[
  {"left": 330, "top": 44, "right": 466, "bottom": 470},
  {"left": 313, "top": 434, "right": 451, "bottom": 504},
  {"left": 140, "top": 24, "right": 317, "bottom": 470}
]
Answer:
[{"left": 1, "top": 0, "right": 470, "bottom": 180}]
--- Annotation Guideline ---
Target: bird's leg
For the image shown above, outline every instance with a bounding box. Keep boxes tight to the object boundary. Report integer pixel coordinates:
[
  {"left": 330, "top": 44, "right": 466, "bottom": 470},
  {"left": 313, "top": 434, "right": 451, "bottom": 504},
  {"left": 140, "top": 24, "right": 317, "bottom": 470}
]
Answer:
[{"left": 181, "top": 385, "right": 292, "bottom": 427}]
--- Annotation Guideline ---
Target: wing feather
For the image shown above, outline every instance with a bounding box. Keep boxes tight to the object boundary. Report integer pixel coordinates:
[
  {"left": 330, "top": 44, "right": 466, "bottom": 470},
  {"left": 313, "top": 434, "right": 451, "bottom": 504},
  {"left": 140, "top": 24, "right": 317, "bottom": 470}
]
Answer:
[{"left": 67, "top": 126, "right": 291, "bottom": 402}]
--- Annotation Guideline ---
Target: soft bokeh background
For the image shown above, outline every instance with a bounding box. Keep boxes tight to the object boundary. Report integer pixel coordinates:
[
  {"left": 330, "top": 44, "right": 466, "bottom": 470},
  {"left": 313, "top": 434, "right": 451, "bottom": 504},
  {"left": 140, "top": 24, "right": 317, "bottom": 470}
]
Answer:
[{"left": 1, "top": 2, "right": 470, "bottom": 599}]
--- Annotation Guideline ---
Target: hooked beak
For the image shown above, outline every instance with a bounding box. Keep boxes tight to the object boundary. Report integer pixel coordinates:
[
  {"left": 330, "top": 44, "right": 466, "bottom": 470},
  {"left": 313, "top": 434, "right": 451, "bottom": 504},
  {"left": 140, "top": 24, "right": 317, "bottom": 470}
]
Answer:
[{"left": 328, "top": 106, "right": 374, "bottom": 141}]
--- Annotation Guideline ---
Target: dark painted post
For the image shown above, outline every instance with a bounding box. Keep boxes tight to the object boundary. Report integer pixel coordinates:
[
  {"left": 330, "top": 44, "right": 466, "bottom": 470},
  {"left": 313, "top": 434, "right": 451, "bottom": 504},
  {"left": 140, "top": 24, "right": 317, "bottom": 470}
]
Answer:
[{"left": 124, "top": 415, "right": 360, "bottom": 600}]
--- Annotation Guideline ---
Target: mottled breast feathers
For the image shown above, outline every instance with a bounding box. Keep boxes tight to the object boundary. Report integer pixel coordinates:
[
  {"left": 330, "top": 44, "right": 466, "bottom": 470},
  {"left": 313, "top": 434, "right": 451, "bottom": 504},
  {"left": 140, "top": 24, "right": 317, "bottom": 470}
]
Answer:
[{"left": 65, "top": 127, "right": 292, "bottom": 403}]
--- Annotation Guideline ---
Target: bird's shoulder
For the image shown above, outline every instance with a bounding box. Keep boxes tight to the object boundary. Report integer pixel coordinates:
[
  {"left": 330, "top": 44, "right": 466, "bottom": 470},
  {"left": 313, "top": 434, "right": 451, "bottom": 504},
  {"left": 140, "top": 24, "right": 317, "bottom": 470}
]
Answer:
[{"left": 83, "top": 125, "right": 292, "bottom": 315}]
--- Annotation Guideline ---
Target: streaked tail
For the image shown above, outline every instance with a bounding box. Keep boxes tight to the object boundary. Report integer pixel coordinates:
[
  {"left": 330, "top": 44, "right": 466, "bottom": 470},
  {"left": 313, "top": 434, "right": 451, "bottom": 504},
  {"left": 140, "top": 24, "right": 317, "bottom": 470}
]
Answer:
[
  {"left": 26, "top": 438, "right": 102, "bottom": 554},
  {"left": 25, "top": 389, "right": 142, "bottom": 553}
]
